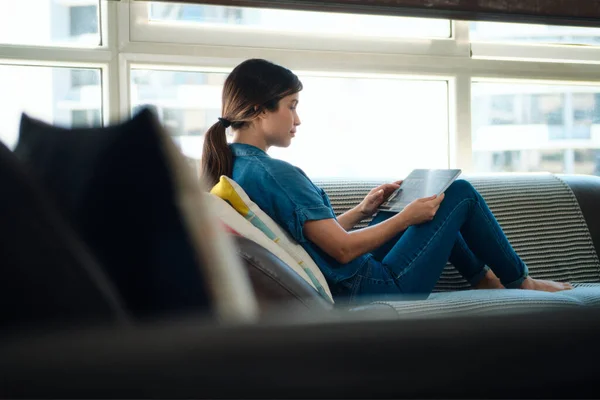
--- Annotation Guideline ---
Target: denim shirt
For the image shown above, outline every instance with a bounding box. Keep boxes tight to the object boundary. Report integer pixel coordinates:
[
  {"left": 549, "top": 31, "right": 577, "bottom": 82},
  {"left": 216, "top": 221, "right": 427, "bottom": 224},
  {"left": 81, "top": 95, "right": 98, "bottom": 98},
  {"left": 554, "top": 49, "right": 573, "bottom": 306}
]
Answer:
[{"left": 230, "top": 143, "right": 370, "bottom": 290}]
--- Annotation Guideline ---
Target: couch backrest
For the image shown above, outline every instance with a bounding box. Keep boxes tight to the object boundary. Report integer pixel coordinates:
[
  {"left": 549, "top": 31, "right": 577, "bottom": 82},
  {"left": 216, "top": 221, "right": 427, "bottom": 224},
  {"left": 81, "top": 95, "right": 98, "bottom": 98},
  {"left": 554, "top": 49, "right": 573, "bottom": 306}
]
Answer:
[
  {"left": 558, "top": 174, "right": 600, "bottom": 259},
  {"left": 315, "top": 173, "right": 600, "bottom": 292}
]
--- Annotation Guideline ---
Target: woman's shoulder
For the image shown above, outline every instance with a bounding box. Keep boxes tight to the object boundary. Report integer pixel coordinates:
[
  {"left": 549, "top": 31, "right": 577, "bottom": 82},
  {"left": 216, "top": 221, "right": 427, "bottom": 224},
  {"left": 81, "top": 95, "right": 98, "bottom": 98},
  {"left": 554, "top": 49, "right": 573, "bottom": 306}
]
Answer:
[
  {"left": 267, "top": 157, "right": 305, "bottom": 174},
  {"left": 265, "top": 158, "right": 314, "bottom": 187},
  {"left": 240, "top": 154, "right": 304, "bottom": 179},
  {"left": 236, "top": 156, "right": 314, "bottom": 193}
]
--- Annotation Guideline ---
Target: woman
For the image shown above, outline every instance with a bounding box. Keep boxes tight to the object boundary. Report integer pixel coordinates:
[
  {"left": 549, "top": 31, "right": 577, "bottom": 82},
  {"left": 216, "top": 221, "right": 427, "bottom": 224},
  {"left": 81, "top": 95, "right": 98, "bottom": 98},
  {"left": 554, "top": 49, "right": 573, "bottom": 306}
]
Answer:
[{"left": 202, "top": 58, "right": 572, "bottom": 304}]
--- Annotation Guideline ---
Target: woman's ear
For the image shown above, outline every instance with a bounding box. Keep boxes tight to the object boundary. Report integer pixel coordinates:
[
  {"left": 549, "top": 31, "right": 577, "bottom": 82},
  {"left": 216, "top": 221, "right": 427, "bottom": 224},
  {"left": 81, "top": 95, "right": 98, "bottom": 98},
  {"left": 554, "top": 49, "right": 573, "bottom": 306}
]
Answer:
[{"left": 254, "top": 105, "right": 268, "bottom": 120}]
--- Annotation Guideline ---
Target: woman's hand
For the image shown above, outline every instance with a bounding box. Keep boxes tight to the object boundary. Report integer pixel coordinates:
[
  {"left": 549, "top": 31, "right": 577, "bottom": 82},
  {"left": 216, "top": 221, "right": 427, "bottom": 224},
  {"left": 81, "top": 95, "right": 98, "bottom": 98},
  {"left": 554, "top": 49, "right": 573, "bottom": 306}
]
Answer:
[
  {"left": 401, "top": 193, "right": 445, "bottom": 226},
  {"left": 358, "top": 180, "right": 402, "bottom": 217}
]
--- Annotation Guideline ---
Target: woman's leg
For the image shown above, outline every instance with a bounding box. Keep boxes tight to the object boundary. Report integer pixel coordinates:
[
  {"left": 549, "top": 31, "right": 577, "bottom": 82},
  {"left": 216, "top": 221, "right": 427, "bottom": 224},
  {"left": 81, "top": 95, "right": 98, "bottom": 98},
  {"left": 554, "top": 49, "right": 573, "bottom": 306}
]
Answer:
[
  {"left": 378, "top": 179, "right": 530, "bottom": 295},
  {"left": 446, "top": 182, "right": 571, "bottom": 291},
  {"left": 448, "top": 233, "right": 502, "bottom": 289},
  {"left": 378, "top": 179, "right": 570, "bottom": 296},
  {"left": 369, "top": 210, "right": 497, "bottom": 289}
]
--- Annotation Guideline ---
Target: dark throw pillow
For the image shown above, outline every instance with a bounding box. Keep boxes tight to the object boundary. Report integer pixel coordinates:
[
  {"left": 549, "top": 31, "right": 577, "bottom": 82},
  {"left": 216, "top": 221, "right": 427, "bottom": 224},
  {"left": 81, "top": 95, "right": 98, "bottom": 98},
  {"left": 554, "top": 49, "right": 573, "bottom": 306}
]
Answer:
[
  {"left": 0, "top": 139, "right": 127, "bottom": 330},
  {"left": 14, "top": 109, "right": 215, "bottom": 320}
]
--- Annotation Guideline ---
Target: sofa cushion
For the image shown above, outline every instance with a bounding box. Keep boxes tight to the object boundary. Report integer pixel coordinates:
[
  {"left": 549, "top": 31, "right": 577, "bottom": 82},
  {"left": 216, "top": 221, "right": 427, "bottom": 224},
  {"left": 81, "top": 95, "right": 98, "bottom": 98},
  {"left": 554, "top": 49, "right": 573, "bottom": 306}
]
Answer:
[
  {"left": 316, "top": 174, "right": 600, "bottom": 292},
  {"left": 206, "top": 192, "right": 333, "bottom": 304},
  {"left": 14, "top": 109, "right": 257, "bottom": 323},
  {"left": 211, "top": 176, "right": 333, "bottom": 303},
  {"left": 560, "top": 283, "right": 600, "bottom": 306},
  {"left": 233, "top": 235, "right": 334, "bottom": 312},
  {"left": 366, "top": 287, "right": 597, "bottom": 319}
]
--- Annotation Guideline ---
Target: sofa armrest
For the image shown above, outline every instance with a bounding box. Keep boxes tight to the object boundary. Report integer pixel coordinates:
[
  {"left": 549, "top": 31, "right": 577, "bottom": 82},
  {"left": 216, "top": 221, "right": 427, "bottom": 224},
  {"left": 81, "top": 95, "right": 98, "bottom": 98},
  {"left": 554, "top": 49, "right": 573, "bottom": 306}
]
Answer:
[
  {"left": 559, "top": 174, "right": 600, "bottom": 258},
  {"left": 3, "top": 307, "right": 600, "bottom": 398},
  {"left": 234, "top": 236, "right": 333, "bottom": 313}
]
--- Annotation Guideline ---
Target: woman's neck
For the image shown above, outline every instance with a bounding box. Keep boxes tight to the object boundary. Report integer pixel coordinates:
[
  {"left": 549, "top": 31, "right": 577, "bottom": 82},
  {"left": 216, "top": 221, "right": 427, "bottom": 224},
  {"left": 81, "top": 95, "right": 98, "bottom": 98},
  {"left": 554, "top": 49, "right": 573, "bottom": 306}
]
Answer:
[{"left": 232, "top": 128, "right": 268, "bottom": 152}]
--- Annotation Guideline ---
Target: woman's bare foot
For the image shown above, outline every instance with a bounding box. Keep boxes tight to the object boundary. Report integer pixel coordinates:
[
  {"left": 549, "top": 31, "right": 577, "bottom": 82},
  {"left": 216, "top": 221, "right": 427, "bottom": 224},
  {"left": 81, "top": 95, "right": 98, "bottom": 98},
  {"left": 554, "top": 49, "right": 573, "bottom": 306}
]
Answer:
[
  {"left": 474, "top": 270, "right": 505, "bottom": 290},
  {"left": 520, "top": 277, "right": 573, "bottom": 292}
]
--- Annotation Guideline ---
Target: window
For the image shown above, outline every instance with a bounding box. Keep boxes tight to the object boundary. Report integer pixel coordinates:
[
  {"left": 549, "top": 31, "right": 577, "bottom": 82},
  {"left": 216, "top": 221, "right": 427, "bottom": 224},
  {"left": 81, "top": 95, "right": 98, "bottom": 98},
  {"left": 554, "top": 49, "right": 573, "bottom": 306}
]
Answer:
[
  {"left": 130, "top": 69, "right": 227, "bottom": 159},
  {"left": 71, "top": 109, "right": 102, "bottom": 126},
  {"left": 131, "top": 68, "right": 449, "bottom": 179},
  {"left": 470, "top": 22, "right": 600, "bottom": 46},
  {"left": 70, "top": 5, "right": 99, "bottom": 37},
  {"left": 472, "top": 82, "right": 600, "bottom": 175},
  {"left": 132, "top": 1, "right": 455, "bottom": 53},
  {"left": 0, "top": 0, "right": 101, "bottom": 47},
  {"left": 271, "top": 75, "right": 448, "bottom": 179},
  {"left": 530, "top": 94, "right": 564, "bottom": 126},
  {"left": 0, "top": 65, "right": 102, "bottom": 149},
  {"left": 147, "top": 3, "right": 451, "bottom": 39},
  {"left": 488, "top": 95, "right": 517, "bottom": 125},
  {"left": 6, "top": 1, "right": 600, "bottom": 179},
  {"left": 71, "top": 69, "right": 101, "bottom": 87}
]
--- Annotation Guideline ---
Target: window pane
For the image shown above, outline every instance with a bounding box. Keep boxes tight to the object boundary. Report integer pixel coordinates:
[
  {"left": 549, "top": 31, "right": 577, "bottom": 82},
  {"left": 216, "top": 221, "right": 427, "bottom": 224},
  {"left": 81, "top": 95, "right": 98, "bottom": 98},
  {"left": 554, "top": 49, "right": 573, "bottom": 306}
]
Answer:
[
  {"left": 472, "top": 82, "right": 600, "bottom": 175},
  {"left": 131, "top": 69, "right": 226, "bottom": 169},
  {"left": 131, "top": 68, "right": 449, "bottom": 179},
  {"left": 0, "top": 65, "right": 102, "bottom": 149},
  {"left": 470, "top": 22, "right": 600, "bottom": 46},
  {"left": 0, "top": 0, "right": 100, "bottom": 47},
  {"left": 148, "top": 2, "right": 451, "bottom": 38}
]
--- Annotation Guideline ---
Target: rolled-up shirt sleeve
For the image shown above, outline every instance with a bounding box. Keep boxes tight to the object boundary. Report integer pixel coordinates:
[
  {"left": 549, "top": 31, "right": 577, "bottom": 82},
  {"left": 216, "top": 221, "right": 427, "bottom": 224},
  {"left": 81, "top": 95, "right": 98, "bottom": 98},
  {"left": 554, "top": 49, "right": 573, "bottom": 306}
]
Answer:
[{"left": 291, "top": 205, "right": 336, "bottom": 243}]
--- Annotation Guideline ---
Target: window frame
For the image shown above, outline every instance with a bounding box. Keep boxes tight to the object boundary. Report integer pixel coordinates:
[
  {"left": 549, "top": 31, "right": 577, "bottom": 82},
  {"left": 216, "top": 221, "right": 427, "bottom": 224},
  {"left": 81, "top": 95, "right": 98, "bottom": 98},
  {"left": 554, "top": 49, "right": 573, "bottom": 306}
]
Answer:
[
  {"left": 0, "top": 0, "right": 599, "bottom": 175},
  {"left": 471, "top": 42, "right": 600, "bottom": 65},
  {"left": 128, "top": 1, "right": 461, "bottom": 56}
]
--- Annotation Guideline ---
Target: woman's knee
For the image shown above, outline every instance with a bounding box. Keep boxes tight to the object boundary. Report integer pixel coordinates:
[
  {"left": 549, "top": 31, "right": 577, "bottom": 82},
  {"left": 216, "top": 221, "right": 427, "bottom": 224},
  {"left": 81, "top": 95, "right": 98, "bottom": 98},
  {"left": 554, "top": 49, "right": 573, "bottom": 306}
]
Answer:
[{"left": 445, "top": 179, "right": 477, "bottom": 200}]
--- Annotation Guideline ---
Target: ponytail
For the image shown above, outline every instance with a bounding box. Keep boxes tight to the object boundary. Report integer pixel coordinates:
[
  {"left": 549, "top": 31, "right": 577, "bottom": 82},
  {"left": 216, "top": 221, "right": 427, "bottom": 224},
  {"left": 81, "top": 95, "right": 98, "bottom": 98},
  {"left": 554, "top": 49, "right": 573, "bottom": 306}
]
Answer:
[{"left": 201, "top": 122, "right": 233, "bottom": 187}]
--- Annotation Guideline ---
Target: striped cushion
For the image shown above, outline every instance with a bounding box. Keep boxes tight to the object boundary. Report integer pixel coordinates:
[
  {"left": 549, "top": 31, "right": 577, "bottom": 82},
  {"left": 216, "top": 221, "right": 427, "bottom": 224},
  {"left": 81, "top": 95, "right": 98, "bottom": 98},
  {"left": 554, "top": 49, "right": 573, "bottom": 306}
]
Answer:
[
  {"left": 562, "top": 283, "right": 600, "bottom": 306},
  {"left": 211, "top": 176, "right": 334, "bottom": 303},
  {"left": 370, "top": 285, "right": 599, "bottom": 319},
  {"left": 315, "top": 173, "right": 600, "bottom": 293}
]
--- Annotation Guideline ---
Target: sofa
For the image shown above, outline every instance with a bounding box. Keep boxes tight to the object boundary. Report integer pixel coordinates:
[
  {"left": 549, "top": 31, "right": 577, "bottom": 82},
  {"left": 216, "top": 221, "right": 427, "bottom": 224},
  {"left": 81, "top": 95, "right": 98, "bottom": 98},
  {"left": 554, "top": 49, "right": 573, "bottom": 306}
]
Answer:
[
  {"left": 234, "top": 173, "right": 600, "bottom": 318},
  {"left": 5, "top": 108, "right": 600, "bottom": 322},
  {"left": 3, "top": 109, "right": 600, "bottom": 398}
]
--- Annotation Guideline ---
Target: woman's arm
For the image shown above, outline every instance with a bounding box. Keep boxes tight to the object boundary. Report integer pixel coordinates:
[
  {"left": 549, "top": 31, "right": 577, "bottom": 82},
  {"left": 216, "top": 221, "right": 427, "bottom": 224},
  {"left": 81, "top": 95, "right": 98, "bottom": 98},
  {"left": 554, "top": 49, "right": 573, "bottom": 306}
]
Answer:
[
  {"left": 337, "top": 182, "right": 401, "bottom": 231},
  {"left": 304, "top": 194, "right": 445, "bottom": 264},
  {"left": 336, "top": 206, "right": 368, "bottom": 231}
]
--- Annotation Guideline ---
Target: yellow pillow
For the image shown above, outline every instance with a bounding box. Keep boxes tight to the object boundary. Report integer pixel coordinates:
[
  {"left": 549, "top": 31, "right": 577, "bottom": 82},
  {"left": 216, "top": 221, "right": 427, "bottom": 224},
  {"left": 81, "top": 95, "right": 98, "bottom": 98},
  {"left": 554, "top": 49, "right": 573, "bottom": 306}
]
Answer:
[{"left": 211, "top": 176, "right": 333, "bottom": 303}]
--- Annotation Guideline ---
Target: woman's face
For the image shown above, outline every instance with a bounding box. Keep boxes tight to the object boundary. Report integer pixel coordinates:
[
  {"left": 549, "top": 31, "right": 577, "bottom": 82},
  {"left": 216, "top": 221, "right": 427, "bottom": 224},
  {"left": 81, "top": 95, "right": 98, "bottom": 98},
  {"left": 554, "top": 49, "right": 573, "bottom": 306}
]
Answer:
[{"left": 259, "top": 93, "right": 301, "bottom": 148}]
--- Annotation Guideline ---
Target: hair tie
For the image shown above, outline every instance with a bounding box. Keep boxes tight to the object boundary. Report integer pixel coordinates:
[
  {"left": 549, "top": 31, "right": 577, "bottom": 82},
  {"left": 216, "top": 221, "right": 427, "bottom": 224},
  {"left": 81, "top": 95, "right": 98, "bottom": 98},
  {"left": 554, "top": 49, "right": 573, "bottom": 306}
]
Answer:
[{"left": 218, "top": 117, "right": 232, "bottom": 128}]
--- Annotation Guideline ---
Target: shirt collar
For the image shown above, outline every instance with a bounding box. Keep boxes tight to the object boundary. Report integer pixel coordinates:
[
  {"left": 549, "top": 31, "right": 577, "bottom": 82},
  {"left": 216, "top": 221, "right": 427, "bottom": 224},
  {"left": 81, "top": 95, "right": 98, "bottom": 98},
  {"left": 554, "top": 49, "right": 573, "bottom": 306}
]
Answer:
[{"left": 229, "top": 143, "right": 269, "bottom": 157}]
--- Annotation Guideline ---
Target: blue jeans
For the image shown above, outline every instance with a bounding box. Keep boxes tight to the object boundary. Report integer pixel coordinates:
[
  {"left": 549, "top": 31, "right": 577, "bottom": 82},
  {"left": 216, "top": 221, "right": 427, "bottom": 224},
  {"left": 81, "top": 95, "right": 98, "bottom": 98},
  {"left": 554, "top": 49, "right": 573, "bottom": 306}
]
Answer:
[{"left": 342, "top": 179, "right": 529, "bottom": 303}]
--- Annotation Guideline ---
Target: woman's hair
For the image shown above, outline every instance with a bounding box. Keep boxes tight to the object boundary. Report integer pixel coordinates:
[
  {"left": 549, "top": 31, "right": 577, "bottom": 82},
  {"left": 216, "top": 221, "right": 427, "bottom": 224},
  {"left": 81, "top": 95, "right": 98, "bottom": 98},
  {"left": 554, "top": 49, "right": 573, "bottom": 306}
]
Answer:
[{"left": 201, "top": 58, "right": 303, "bottom": 187}]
